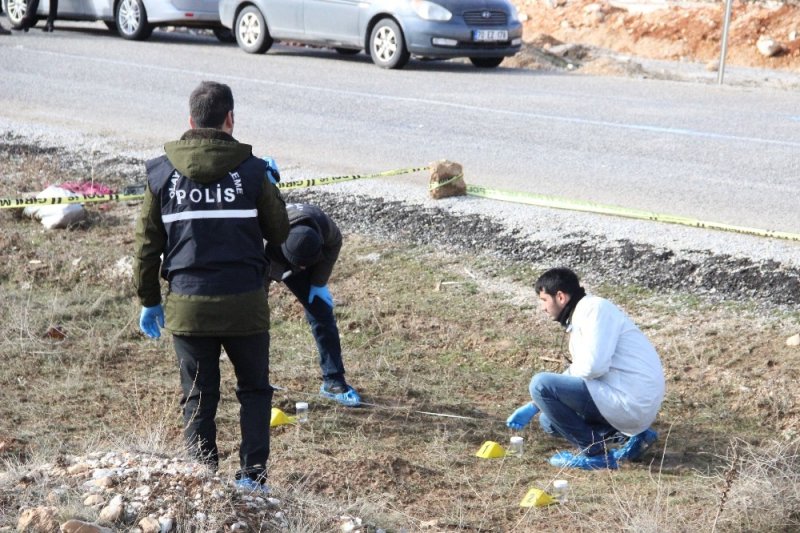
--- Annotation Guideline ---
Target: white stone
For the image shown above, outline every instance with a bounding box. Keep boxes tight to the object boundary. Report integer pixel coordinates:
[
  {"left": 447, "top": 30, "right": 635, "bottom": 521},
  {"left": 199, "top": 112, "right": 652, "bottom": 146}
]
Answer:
[
  {"left": 98, "top": 495, "right": 124, "bottom": 523},
  {"left": 83, "top": 494, "right": 105, "bottom": 506},
  {"left": 787, "top": 333, "right": 800, "bottom": 346},
  {"left": 93, "top": 476, "right": 115, "bottom": 488},
  {"left": 92, "top": 469, "right": 114, "bottom": 479},
  {"left": 158, "top": 516, "right": 174, "bottom": 533},
  {"left": 756, "top": 35, "right": 783, "bottom": 57},
  {"left": 60, "top": 519, "right": 113, "bottom": 533},
  {"left": 139, "top": 517, "right": 160, "bottom": 533},
  {"left": 18, "top": 507, "right": 59, "bottom": 531},
  {"left": 135, "top": 485, "right": 152, "bottom": 497},
  {"left": 67, "top": 463, "right": 90, "bottom": 475}
]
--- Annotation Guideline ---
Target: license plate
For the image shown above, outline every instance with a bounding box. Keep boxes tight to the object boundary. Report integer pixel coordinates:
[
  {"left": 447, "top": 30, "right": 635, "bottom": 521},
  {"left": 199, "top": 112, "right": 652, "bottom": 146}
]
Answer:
[{"left": 473, "top": 29, "right": 508, "bottom": 42}]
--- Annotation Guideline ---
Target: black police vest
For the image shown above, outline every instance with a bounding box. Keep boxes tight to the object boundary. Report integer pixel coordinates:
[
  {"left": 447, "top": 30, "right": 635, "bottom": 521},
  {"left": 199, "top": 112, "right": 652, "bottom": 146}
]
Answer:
[{"left": 146, "top": 155, "right": 268, "bottom": 296}]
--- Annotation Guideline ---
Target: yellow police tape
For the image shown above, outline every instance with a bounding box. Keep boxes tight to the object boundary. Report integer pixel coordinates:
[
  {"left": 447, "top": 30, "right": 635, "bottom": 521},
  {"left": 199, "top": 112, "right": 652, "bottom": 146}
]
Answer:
[
  {"left": 277, "top": 166, "right": 428, "bottom": 190},
  {"left": 0, "top": 191, "right": 142, "bottom": 209},
  {"left": 0, "top": 166, "right": 428, "bottom": 209},
  {"left": 2, "top": 165, "right": 798, "bottom": 242},
  {"left": 466, "top": 185, "right": 800, "bottom": 242}
]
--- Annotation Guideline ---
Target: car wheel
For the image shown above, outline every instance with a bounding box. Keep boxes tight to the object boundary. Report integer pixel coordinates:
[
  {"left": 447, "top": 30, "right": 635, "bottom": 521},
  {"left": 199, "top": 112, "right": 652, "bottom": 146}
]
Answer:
[
  {"left": 235, "top": 6, "right": 273, "bottom": 54},
  {"left": 335, "top": 48, "right": 360, "bottom": 56},
  {"left": 213, "top": 27, "right": 237, "bottom": 43},
  {"left": 116, "top": 0, "right": 153, "bottom": 41},
  {"left": 469, "top": 56, "right": 504, "bottom": 68},
  {"left": 369, "top": 19, "right": 409, "bottom": 69},
  {"left": 5, "top": 0, "right": 29, "bottom": 28}
]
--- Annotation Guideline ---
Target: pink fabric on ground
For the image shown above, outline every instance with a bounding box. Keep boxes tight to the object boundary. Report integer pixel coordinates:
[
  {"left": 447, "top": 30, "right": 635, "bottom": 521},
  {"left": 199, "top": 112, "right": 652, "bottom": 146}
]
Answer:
[{"left": 59, "top": 182, "right": 115, "bottom": 195}]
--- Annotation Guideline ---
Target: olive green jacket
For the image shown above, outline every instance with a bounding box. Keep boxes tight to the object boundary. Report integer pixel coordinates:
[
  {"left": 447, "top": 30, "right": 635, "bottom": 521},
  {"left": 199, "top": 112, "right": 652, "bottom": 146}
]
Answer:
[{"left": 133, "top": 129, "right": 289, "bottom": 335}]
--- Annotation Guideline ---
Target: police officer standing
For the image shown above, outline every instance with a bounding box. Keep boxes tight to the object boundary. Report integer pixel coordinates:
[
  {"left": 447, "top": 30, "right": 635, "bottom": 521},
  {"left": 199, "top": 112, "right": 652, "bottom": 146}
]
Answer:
[{"left": 133, "top": 81, "right": 289, "bottom": 493}]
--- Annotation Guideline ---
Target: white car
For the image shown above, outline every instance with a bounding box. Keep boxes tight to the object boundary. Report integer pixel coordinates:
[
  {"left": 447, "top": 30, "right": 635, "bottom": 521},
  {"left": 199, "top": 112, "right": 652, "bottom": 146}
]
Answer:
[{"left": 2, "top": 0, "right": 234, "bottom": 41}]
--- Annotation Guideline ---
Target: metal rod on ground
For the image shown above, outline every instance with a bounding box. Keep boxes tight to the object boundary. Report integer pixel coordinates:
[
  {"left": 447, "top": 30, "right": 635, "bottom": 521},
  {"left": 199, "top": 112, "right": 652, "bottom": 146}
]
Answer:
[
  {"left": 272, "top": 384, "right": 493, "bottom": 421},
  {"left": 717, "top": 0, "right": 734, "bottom": 85}
]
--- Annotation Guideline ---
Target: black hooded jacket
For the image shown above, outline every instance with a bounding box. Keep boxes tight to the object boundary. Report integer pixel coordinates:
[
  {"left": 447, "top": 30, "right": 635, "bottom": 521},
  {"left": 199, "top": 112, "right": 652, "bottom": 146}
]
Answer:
[{"left": 265, "top": 203, "right": 342, "bottom": 287}]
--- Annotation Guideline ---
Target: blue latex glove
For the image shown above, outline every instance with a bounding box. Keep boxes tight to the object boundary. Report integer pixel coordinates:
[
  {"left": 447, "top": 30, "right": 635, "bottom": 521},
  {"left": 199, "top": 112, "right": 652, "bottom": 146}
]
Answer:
[
  {"left": 262, "top": 156, "right": 281, "bottom": 184},
  {"left": 139, "top": 304, "right": 165, "bottom": 339},
  {"left": 309, "top": 284, "right": 333, "bottom": 308},
  {"left": 506, "top": 402, "right": 540, "bottom": 431}
]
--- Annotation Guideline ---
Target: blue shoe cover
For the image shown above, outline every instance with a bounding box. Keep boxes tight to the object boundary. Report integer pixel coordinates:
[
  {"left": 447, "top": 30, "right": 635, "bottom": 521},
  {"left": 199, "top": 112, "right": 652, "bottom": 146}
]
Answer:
[
  {"left": 506, "top": 402, "right": 540, "bottom": 430},
  {"left": 549, "top": 450, "right": 618, "bottom": 470},
  {"left": 234, "top": 477, "right": 270, "bottom": 494},
  {"left": 320, "top": 384, "right": 361, "bottom": 407},
  {"left": 612, "top": 428, "right": 658, "bottom": 462}
]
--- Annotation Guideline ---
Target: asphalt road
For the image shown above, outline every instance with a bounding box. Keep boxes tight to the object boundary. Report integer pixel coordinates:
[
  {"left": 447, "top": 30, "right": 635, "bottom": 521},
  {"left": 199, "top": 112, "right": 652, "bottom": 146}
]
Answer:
[{"left": 2, "top": 22, "right": 799, "bottom": 234}]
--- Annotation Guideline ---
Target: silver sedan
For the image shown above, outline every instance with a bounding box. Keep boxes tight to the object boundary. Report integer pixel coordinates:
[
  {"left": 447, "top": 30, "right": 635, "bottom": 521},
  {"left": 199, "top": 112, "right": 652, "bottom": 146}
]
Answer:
[
  {"left": 218, "top": 0, "right": 523, "bottom": 69},
  {"left": 2, "top": 0, "right": 233, "bottom": 41}
]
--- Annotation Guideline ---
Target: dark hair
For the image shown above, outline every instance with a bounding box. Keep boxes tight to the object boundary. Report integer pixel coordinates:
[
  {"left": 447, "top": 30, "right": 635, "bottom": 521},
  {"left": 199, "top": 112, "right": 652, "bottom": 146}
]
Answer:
[
  {"left": 534, "top": 267, "right": 583, "bottom": 297},
  {"left": 189, "top": 81, "right": 234, "bottom": 128}
]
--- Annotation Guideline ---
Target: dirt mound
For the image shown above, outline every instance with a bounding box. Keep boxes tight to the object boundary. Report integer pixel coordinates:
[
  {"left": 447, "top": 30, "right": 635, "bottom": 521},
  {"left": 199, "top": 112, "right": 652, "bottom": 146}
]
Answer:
[{"left": 516, "top": 0, "right": 800, "bottom": 71}]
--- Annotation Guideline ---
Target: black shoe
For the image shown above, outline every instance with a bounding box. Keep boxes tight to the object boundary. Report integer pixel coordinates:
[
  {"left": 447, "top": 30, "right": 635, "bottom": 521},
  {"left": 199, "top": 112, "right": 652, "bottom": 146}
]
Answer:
[
  {"left": 322, "top": 381, "right": 348, "bottom": 394},
  {"left": 42, "top": 22, "right": 53, "bottom": 32}
]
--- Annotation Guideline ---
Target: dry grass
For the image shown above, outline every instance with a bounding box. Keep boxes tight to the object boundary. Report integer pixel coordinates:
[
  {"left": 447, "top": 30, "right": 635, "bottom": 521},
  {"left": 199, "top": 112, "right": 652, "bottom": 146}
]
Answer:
[
  {"left": 711, "top": 438, "right": 800, "bottom": 532},
  {"left": 2, "top": 144, "right": 800, "bottom": 530}
]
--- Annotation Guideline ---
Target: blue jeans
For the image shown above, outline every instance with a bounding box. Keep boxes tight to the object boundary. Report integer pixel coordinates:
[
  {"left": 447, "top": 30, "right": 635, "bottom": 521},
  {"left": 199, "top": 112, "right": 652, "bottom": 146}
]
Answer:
[
  {"left": 530, "top": 372, "right": 616, "bottom": 455},
  {"left": 283, "top": 270, "right": 346, "bottom": 386}
]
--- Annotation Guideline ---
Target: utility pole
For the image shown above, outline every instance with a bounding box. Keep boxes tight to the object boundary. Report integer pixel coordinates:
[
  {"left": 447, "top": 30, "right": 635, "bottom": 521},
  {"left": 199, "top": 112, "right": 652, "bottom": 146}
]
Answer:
[{"left": 717, "top": 0, "right": 734, "bottom": 84}]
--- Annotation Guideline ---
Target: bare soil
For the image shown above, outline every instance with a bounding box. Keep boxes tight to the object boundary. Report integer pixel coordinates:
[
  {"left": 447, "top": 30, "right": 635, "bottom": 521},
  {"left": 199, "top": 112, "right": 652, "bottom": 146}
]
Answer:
[{"left": 511, "top": 0, "right": 800, "bottom": 73}]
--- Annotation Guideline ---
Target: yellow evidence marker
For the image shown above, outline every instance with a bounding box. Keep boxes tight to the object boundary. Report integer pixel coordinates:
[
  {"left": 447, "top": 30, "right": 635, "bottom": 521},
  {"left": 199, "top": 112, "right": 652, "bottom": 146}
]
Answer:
[
  {"left": 519, "top": 487, "right": 558, "bottom": 507},
  {"left": 475, "top": 441, "right": 507, "bottom": 458}
]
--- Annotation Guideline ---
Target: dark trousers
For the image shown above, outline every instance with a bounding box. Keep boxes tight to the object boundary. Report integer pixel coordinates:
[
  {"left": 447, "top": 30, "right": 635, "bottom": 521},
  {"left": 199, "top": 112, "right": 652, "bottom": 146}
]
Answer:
[
  {"left": 23, "top": 0, "right": 57, "bottom": 27},
  {"left": 283, "top": 270, "right": 346, "bottom": 385},
  {"left": 173, "top": 332, "right": 272, "bottom": 479}
]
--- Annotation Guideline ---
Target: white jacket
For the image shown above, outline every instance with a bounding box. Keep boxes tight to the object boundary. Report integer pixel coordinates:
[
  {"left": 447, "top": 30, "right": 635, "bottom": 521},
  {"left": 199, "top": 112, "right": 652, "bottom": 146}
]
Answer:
[{"left": 566, "top": 295, "right": 665, "bottom": 436}]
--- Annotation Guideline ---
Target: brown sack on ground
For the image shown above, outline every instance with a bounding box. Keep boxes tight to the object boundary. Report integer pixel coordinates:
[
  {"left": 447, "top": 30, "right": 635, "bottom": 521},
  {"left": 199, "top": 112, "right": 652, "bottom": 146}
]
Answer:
[{"left": 429, "top": 160, "right": 466, "bottom": 200}]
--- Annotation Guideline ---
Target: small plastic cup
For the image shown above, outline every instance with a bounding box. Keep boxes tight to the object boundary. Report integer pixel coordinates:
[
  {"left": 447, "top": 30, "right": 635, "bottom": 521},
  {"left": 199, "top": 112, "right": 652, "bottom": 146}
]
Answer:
[
  {"left": 509, "top": 436, "right": 524, "bottom": 457},
  {"left": 295, "top": 402, "right": 309, "bottom": 423},
  {"left": 552, "top": 479, "right": 569, "bottom": 503}
]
